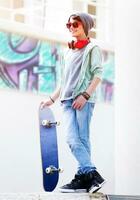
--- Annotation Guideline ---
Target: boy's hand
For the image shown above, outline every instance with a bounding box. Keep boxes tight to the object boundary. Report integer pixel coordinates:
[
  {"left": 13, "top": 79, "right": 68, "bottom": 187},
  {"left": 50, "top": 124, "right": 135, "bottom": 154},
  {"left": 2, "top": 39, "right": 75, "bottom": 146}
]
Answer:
[
  {"left": 72, "top": 95, "right": 87, "bottom": 110},
  {"left": 40, "top": 99, "right": 54, "bottom": 109}
]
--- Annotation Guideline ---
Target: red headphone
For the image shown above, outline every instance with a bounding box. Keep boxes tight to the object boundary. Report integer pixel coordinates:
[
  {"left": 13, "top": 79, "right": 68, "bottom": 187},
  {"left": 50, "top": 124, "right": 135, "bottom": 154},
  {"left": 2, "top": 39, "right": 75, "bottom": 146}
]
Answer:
[{"left": 68, "top": 38, "right": 90, "bottom": 49}]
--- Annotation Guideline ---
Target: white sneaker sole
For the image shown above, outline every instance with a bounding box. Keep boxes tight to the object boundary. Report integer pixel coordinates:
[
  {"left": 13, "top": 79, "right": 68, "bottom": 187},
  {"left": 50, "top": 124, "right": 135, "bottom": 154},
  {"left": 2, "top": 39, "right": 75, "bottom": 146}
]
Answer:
[
  {"left": 89, "top": 180, "right": 106, "bottom": 193},
  {"left": 59, "top": 188, "right": 87, "bottom": 193}
]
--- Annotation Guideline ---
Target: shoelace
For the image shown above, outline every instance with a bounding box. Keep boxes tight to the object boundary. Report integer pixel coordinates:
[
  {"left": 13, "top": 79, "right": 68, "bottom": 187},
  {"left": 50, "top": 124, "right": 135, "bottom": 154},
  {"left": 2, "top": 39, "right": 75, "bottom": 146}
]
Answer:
[{"left": 70, "top": 178, "right": 81, "bottom": 186}]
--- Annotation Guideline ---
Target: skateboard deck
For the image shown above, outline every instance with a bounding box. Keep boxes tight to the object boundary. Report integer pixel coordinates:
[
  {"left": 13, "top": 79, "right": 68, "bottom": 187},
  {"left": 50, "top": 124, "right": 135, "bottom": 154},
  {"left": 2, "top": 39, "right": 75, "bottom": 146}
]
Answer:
[{"left": 39, "top": 106, "right": 60, "bottom": 192}]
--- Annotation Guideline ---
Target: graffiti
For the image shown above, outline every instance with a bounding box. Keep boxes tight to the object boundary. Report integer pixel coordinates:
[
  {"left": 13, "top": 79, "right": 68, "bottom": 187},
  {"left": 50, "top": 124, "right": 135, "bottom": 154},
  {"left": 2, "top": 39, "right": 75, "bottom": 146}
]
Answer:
[
  {"left": 0, "top": 31, "right": 62, "bottom": 94},
  {"left": 99, "top": 50, "right": 114, "bottom": 103},
  {"left": 0, "top": 31, "right": 114, "bottom": 103}
]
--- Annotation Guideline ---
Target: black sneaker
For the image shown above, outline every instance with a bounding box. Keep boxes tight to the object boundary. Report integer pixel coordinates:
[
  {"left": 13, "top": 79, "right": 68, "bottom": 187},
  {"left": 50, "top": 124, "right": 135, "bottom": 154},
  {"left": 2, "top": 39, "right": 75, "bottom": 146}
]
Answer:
[
  {"left": 59, "top": 174, "right": 87, "bottom": 193},
  {"left": 86, "top": 170, "right": 106, "bottom": 193}
]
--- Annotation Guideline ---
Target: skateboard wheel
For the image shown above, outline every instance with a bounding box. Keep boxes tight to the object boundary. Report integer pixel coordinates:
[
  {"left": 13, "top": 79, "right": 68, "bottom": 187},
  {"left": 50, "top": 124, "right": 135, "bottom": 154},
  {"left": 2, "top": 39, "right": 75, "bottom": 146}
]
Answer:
[
  {"left": 57, "top": 122, "right": 60, "bottom": 126},
  {"left": 46, "top": 167, "right": 52, "bottom": 174},
  {"left": 42, "top": 120, "right": 50, "bottom": 127},
  {"left": 45, "top": 166, "right": 56, "bottom": 174},
  {"left": 58, "top": 168, "right": 64, "bottom": 173}
]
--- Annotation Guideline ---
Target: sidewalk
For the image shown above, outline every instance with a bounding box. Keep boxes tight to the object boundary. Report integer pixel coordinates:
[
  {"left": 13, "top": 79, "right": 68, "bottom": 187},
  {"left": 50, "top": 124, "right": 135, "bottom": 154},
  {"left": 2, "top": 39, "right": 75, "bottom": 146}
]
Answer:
[{"left": 0, "top": 192, "right": 107, "bottom": 200}]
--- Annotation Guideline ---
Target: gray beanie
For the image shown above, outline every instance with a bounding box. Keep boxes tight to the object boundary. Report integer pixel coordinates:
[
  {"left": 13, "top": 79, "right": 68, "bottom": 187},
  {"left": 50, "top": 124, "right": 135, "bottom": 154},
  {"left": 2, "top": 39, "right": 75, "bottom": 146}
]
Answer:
[{"left": 69, "top": 12, "right": 94, "bottom": 36}]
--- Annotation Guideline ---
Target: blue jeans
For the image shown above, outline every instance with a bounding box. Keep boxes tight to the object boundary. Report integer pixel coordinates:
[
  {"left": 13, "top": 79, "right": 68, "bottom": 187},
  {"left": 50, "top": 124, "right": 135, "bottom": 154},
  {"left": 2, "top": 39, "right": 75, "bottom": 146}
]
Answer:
[{"left": 61, "top": 99, "right": 96, "bottom": 175}]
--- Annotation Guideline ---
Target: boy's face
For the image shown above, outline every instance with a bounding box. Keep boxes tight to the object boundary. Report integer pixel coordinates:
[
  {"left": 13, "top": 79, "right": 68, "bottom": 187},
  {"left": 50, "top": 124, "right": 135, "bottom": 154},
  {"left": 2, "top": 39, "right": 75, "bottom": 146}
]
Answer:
[{"left": 67, "top": 17, "right": 86, "bottom": 39}]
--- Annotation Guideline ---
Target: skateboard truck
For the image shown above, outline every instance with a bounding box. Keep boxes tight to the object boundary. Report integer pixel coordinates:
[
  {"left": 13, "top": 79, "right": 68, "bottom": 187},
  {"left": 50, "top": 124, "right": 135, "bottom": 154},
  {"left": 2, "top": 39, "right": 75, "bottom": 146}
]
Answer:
[
  {"left": 45, "top": 165, "right": 63, "bottom": 174},
  {"left": 42, "top": 120, "right": 60, "bottom": 128}
]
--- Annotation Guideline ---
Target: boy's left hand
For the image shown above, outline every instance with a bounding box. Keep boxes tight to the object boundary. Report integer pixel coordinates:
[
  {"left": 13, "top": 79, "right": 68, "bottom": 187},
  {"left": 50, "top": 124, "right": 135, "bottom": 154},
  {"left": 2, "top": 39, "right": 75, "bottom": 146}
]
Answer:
[{"left": 72, "top": 95, "right": 87, "bottom": 110}]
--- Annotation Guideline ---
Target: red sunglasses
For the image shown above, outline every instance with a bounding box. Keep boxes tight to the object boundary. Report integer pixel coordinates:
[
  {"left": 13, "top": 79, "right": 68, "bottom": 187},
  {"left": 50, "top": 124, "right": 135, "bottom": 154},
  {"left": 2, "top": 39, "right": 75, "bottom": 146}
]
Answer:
[{"left": 66, "top": 21, "right": 82, "bottom": 29}]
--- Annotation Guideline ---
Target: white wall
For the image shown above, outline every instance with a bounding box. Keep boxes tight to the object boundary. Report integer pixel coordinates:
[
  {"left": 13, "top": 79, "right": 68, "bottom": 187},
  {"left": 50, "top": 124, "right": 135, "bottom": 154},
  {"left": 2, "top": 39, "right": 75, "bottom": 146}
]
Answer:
[
  {"left": 0, "top": 89, "right": 114, "bottom": 193},
  {"left": 115, "top": 0, "right": 140, "bottom": 195}
]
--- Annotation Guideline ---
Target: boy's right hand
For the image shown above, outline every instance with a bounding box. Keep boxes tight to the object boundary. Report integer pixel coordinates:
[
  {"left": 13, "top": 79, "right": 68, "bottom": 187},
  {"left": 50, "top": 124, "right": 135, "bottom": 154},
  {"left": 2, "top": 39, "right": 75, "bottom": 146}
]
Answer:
[{"left": 40, "top": 98, "right": 54, "bottom": 109}]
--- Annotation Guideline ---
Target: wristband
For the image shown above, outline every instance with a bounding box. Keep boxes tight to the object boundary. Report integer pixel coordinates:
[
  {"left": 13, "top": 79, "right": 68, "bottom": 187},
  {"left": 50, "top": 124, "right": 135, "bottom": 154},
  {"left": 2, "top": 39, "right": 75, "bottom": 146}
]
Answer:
[
  {"left": 81, "top": 92, "right": 90, "bottom": 100},
  {"left": 49, "top": 96, "right": 55, "bottom": 103}
]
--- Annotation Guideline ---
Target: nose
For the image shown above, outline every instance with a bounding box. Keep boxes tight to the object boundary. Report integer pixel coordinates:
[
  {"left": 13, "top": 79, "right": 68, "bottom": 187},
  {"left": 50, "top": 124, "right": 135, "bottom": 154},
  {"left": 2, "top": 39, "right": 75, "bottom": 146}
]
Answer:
[{"left": 69, "top": 26, "right": 76, "bottom": 32}]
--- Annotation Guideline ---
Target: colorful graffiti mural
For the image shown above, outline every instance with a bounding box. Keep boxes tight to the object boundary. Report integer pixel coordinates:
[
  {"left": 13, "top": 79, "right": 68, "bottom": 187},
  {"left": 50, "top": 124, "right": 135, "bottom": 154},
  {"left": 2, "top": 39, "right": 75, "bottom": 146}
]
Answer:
[
  {"left": 0, "top": 31, "right": 63, "bottom": 94},
  {"left": 0, "top": 31, "right": 114, "bottom": 103},
  {"left": 98, "top": 50, "right": 114, "bottom": 103}
]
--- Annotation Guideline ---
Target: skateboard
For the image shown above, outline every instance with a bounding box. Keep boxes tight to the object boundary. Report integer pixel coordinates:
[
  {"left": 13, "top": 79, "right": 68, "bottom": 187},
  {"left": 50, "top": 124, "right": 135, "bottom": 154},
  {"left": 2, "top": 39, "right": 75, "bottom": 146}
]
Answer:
[{"left": 39, "top": 106, "right": 62, "bottom": 192}]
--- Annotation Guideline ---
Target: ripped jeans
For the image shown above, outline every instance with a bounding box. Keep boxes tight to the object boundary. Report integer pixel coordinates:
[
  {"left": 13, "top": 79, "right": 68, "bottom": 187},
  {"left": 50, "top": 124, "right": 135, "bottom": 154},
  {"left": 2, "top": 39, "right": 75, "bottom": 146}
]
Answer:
[{"left": 61, "top": 99, "right": 96, "bottom": 175}]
